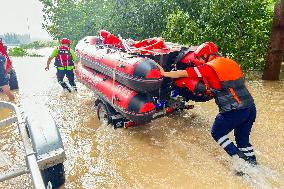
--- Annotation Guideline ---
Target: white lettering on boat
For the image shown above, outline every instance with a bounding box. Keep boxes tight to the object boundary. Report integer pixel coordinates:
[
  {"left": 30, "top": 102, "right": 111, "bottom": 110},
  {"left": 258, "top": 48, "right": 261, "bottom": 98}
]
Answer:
[
  {"left": 116, "top": 85, "right": 134, "bottom": 96},
  {"left": 80, "top": 67, "right": 103, "bottom": 86}
]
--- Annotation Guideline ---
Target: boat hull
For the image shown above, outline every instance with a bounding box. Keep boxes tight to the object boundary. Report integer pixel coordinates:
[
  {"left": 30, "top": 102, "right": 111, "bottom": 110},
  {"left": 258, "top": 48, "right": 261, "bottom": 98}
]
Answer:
[
  {"left": 75, "top": 36, "right": 163, "bottom": 93},
  {"left": 75, "top": 63, "right": 156, "bottom": 123}
]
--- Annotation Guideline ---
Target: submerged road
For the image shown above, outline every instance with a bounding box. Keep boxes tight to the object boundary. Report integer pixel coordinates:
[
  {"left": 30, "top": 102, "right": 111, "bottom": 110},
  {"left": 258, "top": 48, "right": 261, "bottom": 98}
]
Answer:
[{"left": 0, "top": 53, "right": 283, "bottom": 189}]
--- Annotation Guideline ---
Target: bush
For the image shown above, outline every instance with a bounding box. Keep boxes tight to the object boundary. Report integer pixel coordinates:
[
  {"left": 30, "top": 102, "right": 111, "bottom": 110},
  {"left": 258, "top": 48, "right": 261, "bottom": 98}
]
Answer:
[
  {"left": 8, "top": 47, "right": 27, "bottom": 57},
  {"left": 20, "top": 40, "right": 59, "bottom": 49}
]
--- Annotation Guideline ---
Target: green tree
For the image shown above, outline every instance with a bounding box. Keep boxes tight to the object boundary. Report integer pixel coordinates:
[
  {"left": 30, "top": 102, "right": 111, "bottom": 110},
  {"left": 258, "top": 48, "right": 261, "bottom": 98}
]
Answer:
[
  {"left": 162, "top": 0, "right": 273, "bottom": 70},
  {"left": 40, "top": 0, "right": 274, "bottom": 70}
]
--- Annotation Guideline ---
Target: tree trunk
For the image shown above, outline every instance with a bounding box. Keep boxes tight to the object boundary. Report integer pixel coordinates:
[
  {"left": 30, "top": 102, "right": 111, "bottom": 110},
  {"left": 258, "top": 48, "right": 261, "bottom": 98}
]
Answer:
[{"left": 262, "top": 0, "right": 284, "bottom": 80}]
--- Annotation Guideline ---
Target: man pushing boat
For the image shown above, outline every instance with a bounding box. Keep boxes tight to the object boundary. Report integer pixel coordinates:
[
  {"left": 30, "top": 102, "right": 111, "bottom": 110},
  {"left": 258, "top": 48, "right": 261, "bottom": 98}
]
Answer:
[{"left": 156, "top": 42, "right": 258, "bottom": 172}]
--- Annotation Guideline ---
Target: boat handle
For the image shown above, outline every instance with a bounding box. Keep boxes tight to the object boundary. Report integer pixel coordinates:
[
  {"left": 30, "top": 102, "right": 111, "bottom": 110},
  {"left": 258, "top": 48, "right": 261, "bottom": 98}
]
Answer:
[{"left": 118, "top": 64, "right": 125, "bottom": 68}]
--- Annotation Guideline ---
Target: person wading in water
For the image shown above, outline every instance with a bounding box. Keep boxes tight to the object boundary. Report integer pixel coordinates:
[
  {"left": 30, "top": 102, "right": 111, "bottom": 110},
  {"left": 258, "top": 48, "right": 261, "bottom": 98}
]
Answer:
[
  {"left": 45, "top": 38, "right": 77, "bottom": 92},
  {"left": 156, "top": 42, "right": 257, "bottom": 171}
]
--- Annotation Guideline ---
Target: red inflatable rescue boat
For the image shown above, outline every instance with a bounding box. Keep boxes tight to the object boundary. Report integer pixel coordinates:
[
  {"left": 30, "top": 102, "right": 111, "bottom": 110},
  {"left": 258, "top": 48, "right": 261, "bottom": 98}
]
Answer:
[
  {"left": 75, "top": 63, "right": 156, "bottom": 123},
  {"left": 75, "top": 36, "right": 163, "bottom": 93},
  {"left": 74, "top": 30, "right": 217, "bottom": 127}
]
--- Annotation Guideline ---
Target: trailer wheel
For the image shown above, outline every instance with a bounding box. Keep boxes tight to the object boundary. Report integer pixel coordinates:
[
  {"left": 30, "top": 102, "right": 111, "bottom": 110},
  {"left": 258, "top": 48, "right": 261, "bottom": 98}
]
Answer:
[
  {"left": 41, "top": 163, "right": 65, "bottom": 189},
  {"left": 97, "top": 102, "right": 111, "bottom": 125},
  {"left": 8, "top": 68, "right": 19, "bottom": 90}
]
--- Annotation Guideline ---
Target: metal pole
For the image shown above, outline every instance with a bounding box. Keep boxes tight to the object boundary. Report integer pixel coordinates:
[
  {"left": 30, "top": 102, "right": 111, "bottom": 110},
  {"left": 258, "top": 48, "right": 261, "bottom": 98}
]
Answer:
[
  {"left": 26, "top": 154, "right": 46, "bottom": 189},
  {"left": 0, "top": 116, "right": 17, "bottom": 128},
  {"left": 0, "top": 168, "right": 28, "bottom": 182},
  {"left": 15, "top": 107, "right": 46, "bottom": 189}
]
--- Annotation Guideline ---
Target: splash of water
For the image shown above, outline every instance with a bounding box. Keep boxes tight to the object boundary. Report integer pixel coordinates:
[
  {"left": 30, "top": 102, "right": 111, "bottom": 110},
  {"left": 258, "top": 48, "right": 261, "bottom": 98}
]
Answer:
[{"left": 231, "top": 156, "right": 283, "bottom": 189}]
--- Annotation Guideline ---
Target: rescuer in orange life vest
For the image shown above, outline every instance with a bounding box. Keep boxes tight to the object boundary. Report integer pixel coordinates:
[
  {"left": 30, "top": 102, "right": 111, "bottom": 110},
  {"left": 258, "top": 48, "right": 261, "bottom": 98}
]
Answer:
[
  {"left": 156, "top": 42, "right": 257, "bottom": 166},
  {"left": 45, "top": 38, "right": 77, "bottom": 92}
]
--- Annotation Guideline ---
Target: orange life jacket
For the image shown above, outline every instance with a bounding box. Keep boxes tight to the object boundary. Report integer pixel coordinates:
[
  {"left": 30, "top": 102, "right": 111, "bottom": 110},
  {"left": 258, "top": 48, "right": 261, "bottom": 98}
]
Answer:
[{"left": 207, "top": 57, "right": 254, "bottom": 112}]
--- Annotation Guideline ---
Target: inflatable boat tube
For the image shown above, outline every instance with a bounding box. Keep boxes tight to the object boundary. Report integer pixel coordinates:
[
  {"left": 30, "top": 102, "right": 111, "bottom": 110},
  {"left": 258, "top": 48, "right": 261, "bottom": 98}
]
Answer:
[
  {"left": 75, "top": 63, "right": 156, "bottom": 123},
  {"left": 174, "top": 77, "right": 213, "bottom": 102},
  {"left": 76, "top": 36, "right": 163, "bottom": 93}
]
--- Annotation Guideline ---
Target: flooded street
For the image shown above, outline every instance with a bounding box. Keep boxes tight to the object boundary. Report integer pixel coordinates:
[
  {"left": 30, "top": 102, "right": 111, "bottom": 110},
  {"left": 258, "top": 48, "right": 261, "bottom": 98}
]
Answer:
[{"left": 0, "top": 53, "right": 284, "bottom": 189}]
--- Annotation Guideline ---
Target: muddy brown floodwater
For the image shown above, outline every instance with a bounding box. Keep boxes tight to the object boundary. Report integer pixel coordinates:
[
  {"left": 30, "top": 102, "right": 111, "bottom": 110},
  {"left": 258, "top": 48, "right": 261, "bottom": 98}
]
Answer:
[{"left": 0, "top": 55, "right": 283, "bottom": 189}]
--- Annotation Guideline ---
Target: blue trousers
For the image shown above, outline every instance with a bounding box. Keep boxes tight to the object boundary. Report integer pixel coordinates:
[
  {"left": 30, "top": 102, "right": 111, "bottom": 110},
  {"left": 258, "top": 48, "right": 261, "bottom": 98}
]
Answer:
[
  {"left": 56, "top": 69, "right": 76, "bottom": 91},
  {"left": 211, "top": 105, "right": 256, "bottom": 157}
]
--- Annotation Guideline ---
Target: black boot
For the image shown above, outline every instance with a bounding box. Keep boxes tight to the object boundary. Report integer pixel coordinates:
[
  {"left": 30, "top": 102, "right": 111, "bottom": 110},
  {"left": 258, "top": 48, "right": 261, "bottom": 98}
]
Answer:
[
  {"left": 60, "top": 82, "right": 72, "bottom": 93},
  {"left": 233, "top": 152, "right": 258, "bottom": 176},
  {"left": 237, "top": 151, "right": 257, "bottom": 166}
]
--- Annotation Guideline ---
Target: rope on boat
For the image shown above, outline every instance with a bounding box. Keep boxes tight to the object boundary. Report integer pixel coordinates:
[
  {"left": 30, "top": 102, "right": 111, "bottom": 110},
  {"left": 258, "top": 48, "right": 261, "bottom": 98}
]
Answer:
[{"left": 111, "top": 64, "right": 117, "bottom": 105}]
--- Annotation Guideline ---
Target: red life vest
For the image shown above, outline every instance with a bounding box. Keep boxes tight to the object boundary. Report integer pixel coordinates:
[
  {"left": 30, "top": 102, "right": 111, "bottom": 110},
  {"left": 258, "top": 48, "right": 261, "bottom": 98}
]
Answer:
[
  {"left": 175, "top": 47, "right": 213, "bottom": 96},
  {"left": 180, "top": 50, "right": 202, "bottom": 67},
  {"left": 134, "top": 37, "right": 168, "bottom": 50},
  {"left": 100, "top": 30, "right": 123, "bottom": 48},
  {"left": 55, "top": 46, "right": 73, "bottom": 68},
  {"left": 0, "top": 42, "right": 11, "bottom": 74},
  {"left": 175, "top": 77, "right": 204, "bottom": 94}
]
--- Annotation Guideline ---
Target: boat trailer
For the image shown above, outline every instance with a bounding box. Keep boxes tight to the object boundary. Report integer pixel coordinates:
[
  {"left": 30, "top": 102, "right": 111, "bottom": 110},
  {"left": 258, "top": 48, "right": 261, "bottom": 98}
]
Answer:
[{"left": 0, "top": 101, "right": 66, "bottom": 189}]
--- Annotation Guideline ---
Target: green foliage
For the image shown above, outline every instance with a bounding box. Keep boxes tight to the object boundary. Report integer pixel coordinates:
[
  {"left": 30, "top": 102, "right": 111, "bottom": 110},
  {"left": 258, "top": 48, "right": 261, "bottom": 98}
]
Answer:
[
  {"left": 40, "top": 0, "right": 274, "bottom": 70},
  {"left": 8, "top": 47, "right": 44, "bottom": 57},
  {"left": 20, "top": 40, "right": 59, "bottom": 49},
  {"left": 105, "top": 0, "right": 176, "bottom": 40},
  {"left": 162, "top": 9, "right": 199, "bottom": 45},
  {"left": 163, "top": 0, "right": 273, "bottom": 70},
  {"left": 39, "top": 0, "right": 175, "bottom": 42},
  {"left": 8, "top": 47, "right": 28, "bottom": 57}
]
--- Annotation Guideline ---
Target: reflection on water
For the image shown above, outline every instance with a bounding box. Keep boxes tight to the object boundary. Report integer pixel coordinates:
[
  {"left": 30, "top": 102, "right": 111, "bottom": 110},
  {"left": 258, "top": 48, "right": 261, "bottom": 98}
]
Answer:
[{"left": 0, "top": 55, "right": 283, "bottom": 189}]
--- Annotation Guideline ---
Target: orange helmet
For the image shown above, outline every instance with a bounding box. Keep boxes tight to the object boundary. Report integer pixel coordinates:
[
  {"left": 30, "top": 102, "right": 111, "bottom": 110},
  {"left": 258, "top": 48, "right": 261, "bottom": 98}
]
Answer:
[
  {"left": 60, "top": 38, "right": 71, "bottom": 45},
  {"left": 194, "top": 42, "right": 218, "bottom": 57}
]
